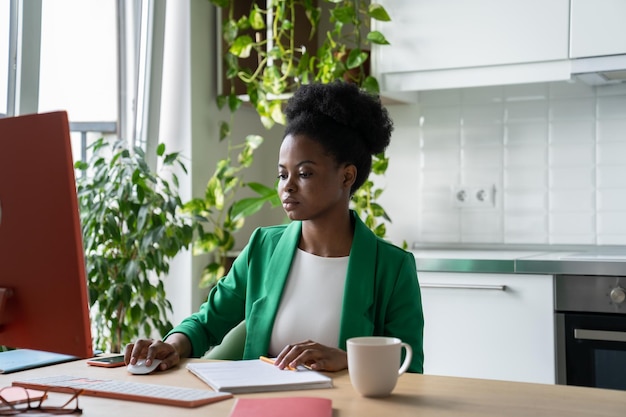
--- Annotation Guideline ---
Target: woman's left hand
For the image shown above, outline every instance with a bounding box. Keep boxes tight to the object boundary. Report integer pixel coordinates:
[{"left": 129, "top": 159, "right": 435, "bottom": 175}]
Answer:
[{"left": 274, "top": 340, "right": 347, "bottom": 372}]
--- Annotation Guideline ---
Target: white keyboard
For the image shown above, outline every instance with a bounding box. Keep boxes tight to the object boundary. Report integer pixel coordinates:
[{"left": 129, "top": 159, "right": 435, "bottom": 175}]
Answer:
[{"left": 12, "top": 375, "right": 233, "bottom": 408}]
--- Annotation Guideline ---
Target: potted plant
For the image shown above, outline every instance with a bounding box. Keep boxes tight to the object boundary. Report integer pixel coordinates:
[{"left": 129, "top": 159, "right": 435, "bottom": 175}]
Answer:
[
  {"left": 75, "top": 138, "right": 195, "bottom": 353},
  {"left": 185, "top": 0, "right": 396, "bottom": 289}
]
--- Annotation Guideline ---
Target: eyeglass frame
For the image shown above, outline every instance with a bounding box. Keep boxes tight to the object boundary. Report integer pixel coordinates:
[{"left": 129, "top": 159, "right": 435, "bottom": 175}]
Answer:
[{"left": 0, "top": 386, "right": 83, "bottom": 415}]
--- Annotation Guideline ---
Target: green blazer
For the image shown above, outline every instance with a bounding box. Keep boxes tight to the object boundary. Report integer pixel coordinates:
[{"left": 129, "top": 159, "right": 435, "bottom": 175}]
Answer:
[{"left": 168, "top": 212, "right": 424, "bottom": 373}]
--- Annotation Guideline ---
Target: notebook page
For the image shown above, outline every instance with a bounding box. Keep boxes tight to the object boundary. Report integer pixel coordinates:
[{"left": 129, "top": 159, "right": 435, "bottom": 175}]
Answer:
[{"left": 186, "top": 360, "right": 333, "bottom": 394}]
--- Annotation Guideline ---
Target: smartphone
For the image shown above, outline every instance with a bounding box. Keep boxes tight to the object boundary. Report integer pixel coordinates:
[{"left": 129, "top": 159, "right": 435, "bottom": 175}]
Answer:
[{"left": 86, "top": 355, "right": 126, "bottom": 368}]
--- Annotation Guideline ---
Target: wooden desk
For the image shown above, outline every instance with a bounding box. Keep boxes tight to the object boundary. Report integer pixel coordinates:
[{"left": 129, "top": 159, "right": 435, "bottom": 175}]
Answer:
[{"left": 1, "top": 359, "right": 624, "bottom": 416}]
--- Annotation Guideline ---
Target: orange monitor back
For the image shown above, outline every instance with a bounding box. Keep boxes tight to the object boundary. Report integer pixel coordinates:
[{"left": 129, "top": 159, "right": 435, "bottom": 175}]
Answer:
[{"left": 0, "top": 111, "right": 93, "bottom": 358}]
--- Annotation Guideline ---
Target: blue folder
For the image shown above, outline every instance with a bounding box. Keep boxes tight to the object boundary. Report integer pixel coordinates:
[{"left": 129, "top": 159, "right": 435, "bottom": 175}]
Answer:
[{"left": 0, "top": 349, "right": 80, "bottom": 374}]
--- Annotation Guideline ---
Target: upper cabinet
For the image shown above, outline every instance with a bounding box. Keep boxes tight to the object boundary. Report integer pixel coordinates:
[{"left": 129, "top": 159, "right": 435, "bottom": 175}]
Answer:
[
  {"left": 373, "top": 0, "right": 571, "bottom": 91},
  {"left": 375, "top": 0, "right": 569, "bottom": 73},
  {"left": 570, "top": 0, "right": 626, "bottom": 58},
  {"left": 372, "top": 0, "right": 626, "bottom": 92}
]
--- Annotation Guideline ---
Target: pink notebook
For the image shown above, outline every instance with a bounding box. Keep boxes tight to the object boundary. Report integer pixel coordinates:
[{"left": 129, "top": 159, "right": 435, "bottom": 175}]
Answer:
[{"left": 229, "top": 396, "right": 332, "bottom": 417}]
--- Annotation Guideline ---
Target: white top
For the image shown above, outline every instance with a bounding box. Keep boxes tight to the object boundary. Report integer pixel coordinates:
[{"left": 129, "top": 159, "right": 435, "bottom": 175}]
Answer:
[{"left": 268, "top": 249, "right": 349, "bottom": 356}]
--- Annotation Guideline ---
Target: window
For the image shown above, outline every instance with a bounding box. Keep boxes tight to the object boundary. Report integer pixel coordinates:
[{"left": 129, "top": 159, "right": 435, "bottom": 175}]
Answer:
[
  {"left": 2, "top": 0, "right": 164, "bottom": 161},
  {"left": 38, "top": 0, "right": 117, "bottom": 122},
  {"left": 0, "top": 2, "right": 9, "bottom": 116}
]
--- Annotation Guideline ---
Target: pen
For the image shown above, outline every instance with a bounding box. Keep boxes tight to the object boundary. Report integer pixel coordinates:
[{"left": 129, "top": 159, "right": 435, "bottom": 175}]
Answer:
[{"left": 259, "top": 356, "right": 297, "bottom": 371}]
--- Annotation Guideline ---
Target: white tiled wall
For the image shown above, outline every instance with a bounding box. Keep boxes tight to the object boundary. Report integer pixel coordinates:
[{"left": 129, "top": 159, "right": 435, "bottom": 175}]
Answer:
[{"left": 398, "top": 80, "right": 626, "bottom": 246}]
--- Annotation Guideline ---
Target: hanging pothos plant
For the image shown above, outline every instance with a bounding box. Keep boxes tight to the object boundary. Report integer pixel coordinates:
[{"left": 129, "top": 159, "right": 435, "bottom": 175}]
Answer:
[{"left": 184, "top": 0, "right": 394, "bottom": 288}]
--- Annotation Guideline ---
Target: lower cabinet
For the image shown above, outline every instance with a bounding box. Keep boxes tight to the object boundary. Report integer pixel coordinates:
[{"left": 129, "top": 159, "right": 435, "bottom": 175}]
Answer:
[{"left": 418, "top": 272, "right": 555, "bottom": 384}]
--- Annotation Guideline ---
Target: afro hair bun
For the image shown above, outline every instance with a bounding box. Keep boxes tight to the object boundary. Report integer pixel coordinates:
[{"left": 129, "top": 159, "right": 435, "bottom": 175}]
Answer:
[{"left": 285, "top": 81, "right": 393, "bottom": 156}]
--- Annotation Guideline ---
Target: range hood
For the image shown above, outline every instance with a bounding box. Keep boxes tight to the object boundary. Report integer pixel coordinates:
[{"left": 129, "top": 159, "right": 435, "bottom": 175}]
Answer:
[{"left": 571, "top": 54, "right": 626, "bottom": 86}]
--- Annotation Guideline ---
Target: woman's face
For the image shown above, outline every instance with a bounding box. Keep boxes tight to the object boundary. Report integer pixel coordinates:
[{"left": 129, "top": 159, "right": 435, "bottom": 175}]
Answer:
[{"left": 278, "top": 134, "right": 354, "bottom": 221}]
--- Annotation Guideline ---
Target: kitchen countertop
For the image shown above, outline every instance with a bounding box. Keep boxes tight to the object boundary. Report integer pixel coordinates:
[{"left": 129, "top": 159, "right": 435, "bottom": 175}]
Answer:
[{"left": 411, "top": 247, "right": 626, "bottom": 276}]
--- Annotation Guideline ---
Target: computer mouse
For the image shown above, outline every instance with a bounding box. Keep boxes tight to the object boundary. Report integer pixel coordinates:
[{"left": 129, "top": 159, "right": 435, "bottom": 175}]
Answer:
[{"left": 126, "top": 358, "right": 162, "bottom": 375}]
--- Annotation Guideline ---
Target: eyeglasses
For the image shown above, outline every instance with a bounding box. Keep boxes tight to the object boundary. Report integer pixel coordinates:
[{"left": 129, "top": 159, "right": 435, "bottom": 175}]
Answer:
[{"left": 0, "top": 386, "right": 83, "bottom": 415}]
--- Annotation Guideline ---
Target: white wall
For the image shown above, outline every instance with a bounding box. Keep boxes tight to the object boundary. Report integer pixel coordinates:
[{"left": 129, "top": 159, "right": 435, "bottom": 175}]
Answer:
[{"left": 382, "top": 80, "right": 626, "bottom": 247}]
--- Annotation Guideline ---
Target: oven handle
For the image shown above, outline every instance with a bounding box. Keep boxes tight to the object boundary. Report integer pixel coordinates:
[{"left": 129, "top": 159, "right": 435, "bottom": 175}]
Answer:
[
  {"left": 574, "top": 329, "right": 626, "bottom": 343},
  {"left": 420, "top": 283, "right": 506, "bottom": 291}
]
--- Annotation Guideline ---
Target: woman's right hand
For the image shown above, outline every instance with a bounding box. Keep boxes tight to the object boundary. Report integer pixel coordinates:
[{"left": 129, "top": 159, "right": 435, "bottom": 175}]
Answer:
[{"left": 124, "top": 334, "right": 190, "bottom": 371}]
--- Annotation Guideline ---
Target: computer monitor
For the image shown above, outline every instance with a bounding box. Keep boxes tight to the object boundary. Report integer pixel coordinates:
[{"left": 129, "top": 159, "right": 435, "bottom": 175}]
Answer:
[{"left": 0, "top": 111, "right": 93, "bottom": 359}]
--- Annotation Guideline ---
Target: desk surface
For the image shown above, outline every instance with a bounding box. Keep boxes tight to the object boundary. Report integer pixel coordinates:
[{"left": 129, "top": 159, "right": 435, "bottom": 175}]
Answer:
[{"left": 1, "top": 359, "right": 624, "bottom": 416}]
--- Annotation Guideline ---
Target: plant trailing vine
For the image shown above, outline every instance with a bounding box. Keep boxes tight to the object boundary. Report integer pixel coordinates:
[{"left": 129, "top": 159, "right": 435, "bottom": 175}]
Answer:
[{"left": 185, "top": 0, "right": 395, "bottom": 288}]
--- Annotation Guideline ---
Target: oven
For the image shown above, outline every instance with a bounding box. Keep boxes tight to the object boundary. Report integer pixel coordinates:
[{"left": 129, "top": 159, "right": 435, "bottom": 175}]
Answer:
[{"left": 555, "top": 275, "right": 626, "bottom": 390}]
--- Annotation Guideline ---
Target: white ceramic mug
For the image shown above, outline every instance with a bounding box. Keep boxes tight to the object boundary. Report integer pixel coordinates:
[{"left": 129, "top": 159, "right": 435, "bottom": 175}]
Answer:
[{"left": 347, "top": 336, "right": 412, "bottom": 397}]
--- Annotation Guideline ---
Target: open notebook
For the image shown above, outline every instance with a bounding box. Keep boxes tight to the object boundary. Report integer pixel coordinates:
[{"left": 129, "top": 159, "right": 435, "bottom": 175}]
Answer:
[{"left": 187, "top": 359, "right": 333, "bottom": 394}]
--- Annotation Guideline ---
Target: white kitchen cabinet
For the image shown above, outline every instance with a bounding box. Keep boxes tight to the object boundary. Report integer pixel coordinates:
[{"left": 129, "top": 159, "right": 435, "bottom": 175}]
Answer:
[
  {"left": 570, "top": 0, "right": 626, "bottom": 58},
  {"left": 418, "top": 272, "right": 555, "bottom": 384},
  {"left": 373, "top": 0, "right": 571, "bottom": 91}
]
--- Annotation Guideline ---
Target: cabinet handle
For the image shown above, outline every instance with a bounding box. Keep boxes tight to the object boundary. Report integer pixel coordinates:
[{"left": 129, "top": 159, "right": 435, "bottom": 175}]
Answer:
[
  {"left": 420, "top": 283, "right": 506, "bottom": 291},
  {"left": 574, "top": 329, "right": 626, "bottom": 343}
]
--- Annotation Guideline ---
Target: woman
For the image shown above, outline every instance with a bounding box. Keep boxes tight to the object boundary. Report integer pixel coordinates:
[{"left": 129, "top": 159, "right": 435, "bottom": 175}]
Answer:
[{"left": 125, "top": 81, "right": 424, "bottom": 373}]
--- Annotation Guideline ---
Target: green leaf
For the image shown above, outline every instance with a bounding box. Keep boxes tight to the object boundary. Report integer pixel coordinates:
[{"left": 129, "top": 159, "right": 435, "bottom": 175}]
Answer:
[
  {"left": 137, "top": 182, "right": 148, "bottom": 203},
  {"left": 74, "top": 161, "right": 88, "bottom": 170},
  {"left": 331, "top": 6, "right": 355, "bottom": 24},
  {"left": 371, "top": 152, "right": 388, "bottom": 173},
  {"left": 214, "top": 158, "right": 231, "bottom": 178},
  {"left": 249, "top": 6, "right": 265, "bottom": 30},
  {"left": 374, "top": 223, "right": 387, "bottom": 238},
  {"left": 130, "top": 304, "right": 142, "bottom": 322},
  {"left": 221, "top": 231, "right": 236, "bottom": 250},
  {"left": 245, "top": 134, "right": 264, "bottom": 150},
  {"left": 125, "top": 261, "right": 139, "bottom": 282},
  {"left": 163, "top": 152, "right": 180, "bottom": 165},
  {"left": 259, "top": 115, "right": 275, "bottom": 130},
  {"left": 216, "top": 95, "right": 227, "bottom": 109},
  {"left": 193, "top": 233, "right": 220, "bottom": 255},
  {"left": 230, "top": 197, "right": 268, "bottom": 222},
  {"left": 228, "top": 94, "right": 243, "bottom": 113},
  {"left": 224, "top": 53, "right": 239, "bottom": 79},
  {"left": 199, "top": 263, "right": 224, "bottom": 288},
  {"left": 224, "top": 175, "right": 240, "bottom": 194},
  {"left": 219, "top": 121, "right": 230, "bottom": 141},
  {"left": 346, "top": 49, "right": 368, "bottom": 69},
  {"left": 156, "top": 143, "right": 165, "bottom": 156},
  {"left": 361, "top": 76, "right": 380, "bottom": 94},
  {"left": 137, "top": 205, "right": 149, "bottom": 230},
  {"left": 238, "top": 146, "right": 254, "bottom": 168},
  {"left": 269, "top": 101, "right": 286, "bottom": 125},
  {"left": 367, "top": 31, "right": 390, "bottom": 45},
  {"left": 144, "top": 300, "right": 158, "bottom": 317},
  {"left": 213, "top": 182, "right": 225, "bottom": 211},
  {"left": 230, "top": 35, "right": 254, "bottom": 58},
  {"left": 247, "top": 181, "right": 277, "bottom": 197},
  {"left": 223, "top": 19, "right": 238, "bottom": 44},
  {"left": 369, "top": 4, "right": 391, "bottom": 21}
]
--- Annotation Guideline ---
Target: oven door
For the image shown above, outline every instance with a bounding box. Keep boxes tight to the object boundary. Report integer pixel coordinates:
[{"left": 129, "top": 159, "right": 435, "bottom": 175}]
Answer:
[{"left": 557, "top": 312, "right": 626, "bottom": 390}]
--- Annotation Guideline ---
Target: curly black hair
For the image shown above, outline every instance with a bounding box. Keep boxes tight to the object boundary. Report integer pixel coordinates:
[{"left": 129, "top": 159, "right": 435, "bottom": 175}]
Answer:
[{"left": 283, "top": 81, "right": 394, "bottom": 195}]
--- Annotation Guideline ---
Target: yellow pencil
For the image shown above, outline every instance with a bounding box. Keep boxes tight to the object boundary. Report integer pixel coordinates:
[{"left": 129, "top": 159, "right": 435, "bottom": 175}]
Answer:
[{"left": 259, "top": 356, "right": 297, "bottom": 371}]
